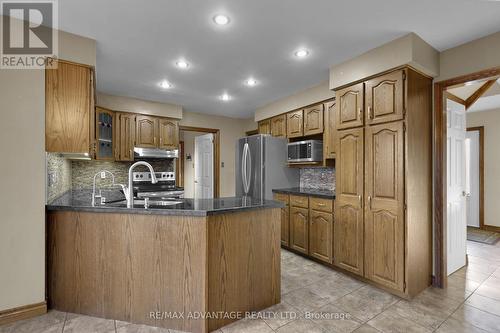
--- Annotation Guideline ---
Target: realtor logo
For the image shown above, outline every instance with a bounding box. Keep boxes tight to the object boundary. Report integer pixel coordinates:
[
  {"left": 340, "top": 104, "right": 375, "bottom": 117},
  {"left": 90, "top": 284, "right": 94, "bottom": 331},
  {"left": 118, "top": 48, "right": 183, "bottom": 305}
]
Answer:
[{"left": 1, "top": 0, "right": 58, "bottom": 69}]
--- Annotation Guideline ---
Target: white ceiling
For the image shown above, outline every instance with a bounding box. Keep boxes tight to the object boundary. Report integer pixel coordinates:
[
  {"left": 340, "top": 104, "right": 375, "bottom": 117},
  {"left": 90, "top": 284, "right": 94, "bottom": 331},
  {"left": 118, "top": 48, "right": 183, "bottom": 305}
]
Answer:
[{"left": 57, "top": 0, "right": 500, "bottom": 118}]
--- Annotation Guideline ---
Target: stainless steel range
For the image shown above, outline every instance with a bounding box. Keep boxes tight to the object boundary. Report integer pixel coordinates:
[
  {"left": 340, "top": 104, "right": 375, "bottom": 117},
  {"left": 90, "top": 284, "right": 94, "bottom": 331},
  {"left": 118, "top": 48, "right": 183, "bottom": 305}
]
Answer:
[{"left": 132, "top": 172, "right": 184, "bottom": 199}]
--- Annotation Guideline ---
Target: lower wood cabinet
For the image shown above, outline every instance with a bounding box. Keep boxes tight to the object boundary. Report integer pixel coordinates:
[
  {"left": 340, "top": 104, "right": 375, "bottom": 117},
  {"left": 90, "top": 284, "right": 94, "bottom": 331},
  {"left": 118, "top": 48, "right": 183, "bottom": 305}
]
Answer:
[
  {"left": 278, "top": 193, "right": 334, "bottom": 264},
  {"left": 309, "top": 210, "right": 333, "bottom": 263}
]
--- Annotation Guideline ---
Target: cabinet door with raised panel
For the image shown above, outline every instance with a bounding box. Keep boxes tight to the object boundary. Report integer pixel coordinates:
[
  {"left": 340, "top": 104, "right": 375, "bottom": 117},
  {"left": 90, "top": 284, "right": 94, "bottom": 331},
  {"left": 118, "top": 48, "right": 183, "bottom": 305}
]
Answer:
[
  {"left": 271, "top": 115, "right": 286, "bottom": 138},
  {"left": 274, "top": 193, "right": 290, "bottom": 246},
  {"left": 309, "top": 210, "right": 333, "bottom": 263},
  {"left": 95, "top": 107, "right": 114, "bottom": 160},
  {"left": 158, "top": 118, "right": 179, "bottom": 149},
  {"left": 46, "top": 60, "right": 93, "bottom": 153},
  {"left": 287, "top": 110, "right": 304, "bottom": 138},
  {"left": 334, "top": 128, "right": 364, "bottom": 276},
  {"left": 304, "top": 104, "right": 324, "bottom": 136},
  {"left": 336, "top": 83, "right": 364, "bottom": 130},
  {"left": 324, "top": 101, "right": 336, "bottom": 159},
  {"left": 365, "top": 122, "right": 405, "bottom": 291},
  {"left": 116, "top": 113, "right": 135, "bottom": 161},
  {"left": 365, "top": 70, "right": 405, "bottom": 125},
  {"left": 290, "top": 206, "right": 309, "bottom": 254},
  {"left": 135, "top": 115, "right": 157, "bottom": 148},
  {"left": 258, "top": 119, "right": 271, "bottom": 135}
]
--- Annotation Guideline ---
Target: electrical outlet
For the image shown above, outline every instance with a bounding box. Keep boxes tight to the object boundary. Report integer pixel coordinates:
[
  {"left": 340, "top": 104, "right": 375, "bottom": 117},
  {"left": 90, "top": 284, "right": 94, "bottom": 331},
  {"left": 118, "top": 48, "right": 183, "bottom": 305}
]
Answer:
[
  {"left": 48, "top": 172, "right": 57, "bottom": 187},
  {"left": 101, "top": 171, "right": 106, "bottom": 179},
  {"left": 221, "top": 162, "right": 224, "bottom": 167}
]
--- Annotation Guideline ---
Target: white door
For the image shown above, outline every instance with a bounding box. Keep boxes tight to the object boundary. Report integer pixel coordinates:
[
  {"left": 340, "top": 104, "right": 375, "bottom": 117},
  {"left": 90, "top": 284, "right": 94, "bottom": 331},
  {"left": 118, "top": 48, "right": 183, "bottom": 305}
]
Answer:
[
  {"left": 194, "top": 133, "right": 214, "bottom": 199},
  {"left": 447, "top": 99, "right": 467, "bottom": 275},
  {"left": 466, "top": 130, "right": 480, "bottom": 227}
]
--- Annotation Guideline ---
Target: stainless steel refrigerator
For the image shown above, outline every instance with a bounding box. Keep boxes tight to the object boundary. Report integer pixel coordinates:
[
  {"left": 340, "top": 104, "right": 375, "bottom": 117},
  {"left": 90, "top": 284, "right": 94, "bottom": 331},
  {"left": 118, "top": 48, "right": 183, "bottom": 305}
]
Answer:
[{"left": 236, "top": 134, "right": 299, "bottom": 200}]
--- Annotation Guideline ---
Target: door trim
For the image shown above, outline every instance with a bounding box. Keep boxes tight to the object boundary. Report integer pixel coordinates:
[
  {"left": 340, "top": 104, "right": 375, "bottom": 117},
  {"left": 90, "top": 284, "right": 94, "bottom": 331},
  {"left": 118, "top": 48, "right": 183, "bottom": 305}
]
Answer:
[
  {"left": 466, "top": 126, "right": 484, "bottom": 230},
  {"left": 433, "top": 66, "right": 500, "bottom": 288},
  {"left": 179, "top": 126, "right": 221, "bottom": 198}
]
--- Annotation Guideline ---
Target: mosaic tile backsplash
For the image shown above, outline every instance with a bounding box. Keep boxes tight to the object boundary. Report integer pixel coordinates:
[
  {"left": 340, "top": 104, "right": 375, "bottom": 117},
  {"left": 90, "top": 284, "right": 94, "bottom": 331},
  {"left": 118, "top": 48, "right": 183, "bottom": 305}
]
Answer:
[
  {"left": 299, "top": 167, "right": 335, "bottom": 191},
  {"left": 46, "top": 155, "right": 174, "bottom": 202}
]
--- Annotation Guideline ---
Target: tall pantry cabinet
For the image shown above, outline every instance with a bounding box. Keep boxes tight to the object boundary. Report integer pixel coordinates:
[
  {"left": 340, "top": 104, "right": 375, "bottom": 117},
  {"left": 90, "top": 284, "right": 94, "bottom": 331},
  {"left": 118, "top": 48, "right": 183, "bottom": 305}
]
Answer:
[{"left": 334, "top": 67, "right": 432, "bottom": 297}]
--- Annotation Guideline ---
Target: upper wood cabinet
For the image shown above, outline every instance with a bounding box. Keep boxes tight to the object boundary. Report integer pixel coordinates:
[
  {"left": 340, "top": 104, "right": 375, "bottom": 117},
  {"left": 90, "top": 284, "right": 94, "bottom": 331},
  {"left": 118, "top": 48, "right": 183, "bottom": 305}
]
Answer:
[
  {"left": 95, "top": 107, "right": 114, "bottom": 160},
  {"left": 304, "top": 104, "right": 324, "bottom": 136},
  {"left": 323, "top": 101, "right": 336, "bottom": 159},
  {"left": 290, "top": 206, "right": 309, "bottom": 254},
  {"left": 336, "top": 82, "right": 364, "bottom": 130},
  {"left": 258, "top": 119, "right": 271, "bottom": 135},
  {"left": 334, "top": 127, "right": 364, "bottom": 276},
  {"left": 46, "top": 60, "right": 94, "bottom": 154},
  {"left": 365, "top": 70, "right": 405, "bottom": 125},
  {"left": 270, "top": 115, "right": 286, "bottom": 138},
  {"left": 309, "top": 210, "right": 333, "bottom": 264},
  {"left": 364, "top": 121, "right": 405, "bottom": 292},
  {"left": 115, "top": 112, "right": 135, "bottom": 161},
  {"left": 287, "top": 110, "right": 304, "bottom": 138},
  {"left": 158, "top": 118, "right": 179, "bottom": 149},
  {"left": 135, "top": 115, "right": 158, "bottom": 148}
]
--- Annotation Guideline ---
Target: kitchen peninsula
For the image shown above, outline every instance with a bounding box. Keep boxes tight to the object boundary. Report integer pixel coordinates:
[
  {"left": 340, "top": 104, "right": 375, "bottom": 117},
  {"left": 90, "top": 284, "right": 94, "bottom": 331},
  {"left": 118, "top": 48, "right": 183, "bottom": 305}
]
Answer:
[{"left": 46, "top": 193, "right": 282, "bottom": 333}]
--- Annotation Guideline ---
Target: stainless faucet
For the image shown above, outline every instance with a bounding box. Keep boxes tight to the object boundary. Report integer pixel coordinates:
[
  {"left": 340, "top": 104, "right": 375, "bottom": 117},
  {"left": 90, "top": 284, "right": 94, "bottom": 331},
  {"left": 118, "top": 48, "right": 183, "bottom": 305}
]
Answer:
[
  {"left": 91, "top": 170, "right": 125, "bottom": 206},
  {"left": 125, "top": 161, "right": 158, "bottom": 208}
]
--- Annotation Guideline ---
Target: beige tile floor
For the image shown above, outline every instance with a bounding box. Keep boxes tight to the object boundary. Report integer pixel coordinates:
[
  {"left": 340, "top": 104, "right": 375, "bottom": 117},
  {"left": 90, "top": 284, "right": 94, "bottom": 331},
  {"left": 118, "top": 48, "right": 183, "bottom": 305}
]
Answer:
[{"left": 1, "top": 240, "right": 500, "bottom": 333}]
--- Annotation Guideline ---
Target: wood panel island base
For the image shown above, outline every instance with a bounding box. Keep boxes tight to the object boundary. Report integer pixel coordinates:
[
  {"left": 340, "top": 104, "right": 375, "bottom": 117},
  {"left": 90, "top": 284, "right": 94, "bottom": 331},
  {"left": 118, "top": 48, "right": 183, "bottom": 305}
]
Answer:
[{"left": 46, "top": 201, "right": 281, "bottom": 333}]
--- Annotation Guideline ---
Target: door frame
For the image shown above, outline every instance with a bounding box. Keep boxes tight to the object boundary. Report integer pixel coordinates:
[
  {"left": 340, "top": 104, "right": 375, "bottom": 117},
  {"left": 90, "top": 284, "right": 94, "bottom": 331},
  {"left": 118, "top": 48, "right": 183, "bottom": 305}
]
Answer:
[
  {"left": 434, "top": 67, "right": 500, "bottom": 288},
  {"left": 466, "top": 126, "right": 485, "bottom": 230},
  {"left": 179, "top": 125, "right": 220, "bottom": 198}
]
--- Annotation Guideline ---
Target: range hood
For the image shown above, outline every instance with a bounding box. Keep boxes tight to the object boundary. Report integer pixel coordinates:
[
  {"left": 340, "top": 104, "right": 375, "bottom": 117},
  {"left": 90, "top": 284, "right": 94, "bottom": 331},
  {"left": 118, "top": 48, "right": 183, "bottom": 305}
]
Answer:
[{"left": 134, "top": 147, "right": 178, "bottom": 159}]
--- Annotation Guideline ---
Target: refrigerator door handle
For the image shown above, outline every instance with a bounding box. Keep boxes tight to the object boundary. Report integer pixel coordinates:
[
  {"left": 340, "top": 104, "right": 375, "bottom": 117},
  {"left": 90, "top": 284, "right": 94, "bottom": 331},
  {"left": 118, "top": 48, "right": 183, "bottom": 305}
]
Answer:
[
  {"left": 242, "top": 143, "right": 249, "bottom": 194},
  {"left": 245, "top": 146, "right": 252, "bottom": 194}
]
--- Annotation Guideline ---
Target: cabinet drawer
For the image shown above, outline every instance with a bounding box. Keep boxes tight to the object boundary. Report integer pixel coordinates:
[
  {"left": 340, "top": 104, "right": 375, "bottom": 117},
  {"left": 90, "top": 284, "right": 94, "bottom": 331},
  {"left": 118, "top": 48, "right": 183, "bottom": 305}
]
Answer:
[
  {"left": 310, "top": 197, "right": 333, "bottom": 213},
  {"left": 273, "top": 193, "right": 289, "bottom": 205},
  {"left": 290, "top": 195, "right": 309, "bottom": 208}
]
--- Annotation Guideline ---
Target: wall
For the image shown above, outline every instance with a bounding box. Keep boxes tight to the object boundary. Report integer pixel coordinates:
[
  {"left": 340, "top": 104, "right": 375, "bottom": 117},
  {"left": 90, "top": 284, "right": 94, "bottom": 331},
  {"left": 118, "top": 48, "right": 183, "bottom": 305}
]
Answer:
[
  {"left": 179, "top": 111, "right": 247, "bottom": 197},
  {"left": 299, "top": 168, "right": 335, "bottom": 191},
  {"left": 0, "top": 17, "right": 96, "bottom": 311},
  {"left": 330, "top": 33, "right": 439, "bottom": 89},
  {"left": 466, "top": 109, "right": 500, "bottom": 228},
  {"left": 254, "top": 81, "right": 335, "bottom": 122},
  {"left": 180, "top": 130, "right": 206, "bottom": 198},
  {"left": 437, "top": 31, "right": 500, "bottom": 82},
  {"left": 97, "top": 93, "right": 182, "bottom": 119}
]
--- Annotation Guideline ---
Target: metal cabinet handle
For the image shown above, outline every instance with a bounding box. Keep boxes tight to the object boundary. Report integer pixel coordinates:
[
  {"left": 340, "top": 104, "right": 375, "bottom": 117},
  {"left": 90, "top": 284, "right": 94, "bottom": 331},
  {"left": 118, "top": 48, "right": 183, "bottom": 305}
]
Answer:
[
  {"left": 317, "top": 203, "right": 326, "bottom": 206},
  {"left": 368, "top": 106, "right": 373, "bottom": 119},
  {"left": 368, "top": 195, "right": 372, "bottom": 210},
  {"left": 358, "top": 108, "right": 362, "bottom": 120},
  {"left": 358, "top": 195, "right": 362, "bottom": 206}
]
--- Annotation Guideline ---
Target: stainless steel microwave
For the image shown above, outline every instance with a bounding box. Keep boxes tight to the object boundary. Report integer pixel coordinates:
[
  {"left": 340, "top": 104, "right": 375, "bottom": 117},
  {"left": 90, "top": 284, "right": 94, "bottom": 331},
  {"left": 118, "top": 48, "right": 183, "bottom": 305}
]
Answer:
[{"left": 287, "top": 140, "right": 323, "bottom": 163}]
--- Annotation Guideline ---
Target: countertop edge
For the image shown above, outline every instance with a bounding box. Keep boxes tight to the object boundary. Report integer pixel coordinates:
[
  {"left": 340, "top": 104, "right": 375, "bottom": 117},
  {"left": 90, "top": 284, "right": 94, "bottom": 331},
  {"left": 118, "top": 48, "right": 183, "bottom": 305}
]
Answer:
[{"left": 272, "top": 188, "right": 336, "bottom": 199}]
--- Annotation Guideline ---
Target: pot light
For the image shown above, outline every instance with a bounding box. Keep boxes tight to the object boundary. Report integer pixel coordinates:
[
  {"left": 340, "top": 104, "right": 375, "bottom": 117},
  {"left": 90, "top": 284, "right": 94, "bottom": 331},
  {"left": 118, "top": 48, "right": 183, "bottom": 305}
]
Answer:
[
  {"left": 159, "top": 80, "right": 172, "bottom": 89},
  {"left": 294, "top": 49, "right": 310, "bottom": 58},
  {"left": 245, "top": 78, "right": 258, "bottom": 87},
  {"left": 213, "top": 14, "right": 230, "bottom": 25},
  {"left": 176, "top": 60, "right": 189, "bottom": 69},
  {"left": 220, "top": 93, "right": 231, "bottom": 101}
]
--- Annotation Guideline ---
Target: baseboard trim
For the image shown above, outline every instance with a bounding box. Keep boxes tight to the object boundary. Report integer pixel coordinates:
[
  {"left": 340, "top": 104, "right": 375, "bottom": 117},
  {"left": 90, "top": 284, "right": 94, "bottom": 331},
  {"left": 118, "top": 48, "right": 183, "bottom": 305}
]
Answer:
[
  {"left": 0, "top": 301, "right": 47, "bottom": 326},
  {"left": 483, "top": 225, "right": 500, "bottom": 233}
]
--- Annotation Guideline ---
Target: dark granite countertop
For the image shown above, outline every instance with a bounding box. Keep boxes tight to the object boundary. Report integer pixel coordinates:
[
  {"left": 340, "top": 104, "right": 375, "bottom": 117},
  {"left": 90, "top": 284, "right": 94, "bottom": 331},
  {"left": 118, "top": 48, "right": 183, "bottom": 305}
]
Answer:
[
  {"left": 272, "top": 187, "right": 336, "bottom": 199},
  {"left": 47, "top": 190, "right": 284, "bottom": 217}
]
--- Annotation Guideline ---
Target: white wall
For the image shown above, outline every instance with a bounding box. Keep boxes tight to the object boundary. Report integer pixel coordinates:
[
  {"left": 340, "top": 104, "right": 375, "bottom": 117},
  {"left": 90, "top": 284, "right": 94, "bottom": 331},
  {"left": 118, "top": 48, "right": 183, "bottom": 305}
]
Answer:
[
  {"left": 466, "top": 109, "right": 500, "bottom": 228},
  {"left": 96, "top": 93, "right": 182, "bottom": 119},
  {"left": 0, "top": 17, "right": 96, "bottom": 312}
]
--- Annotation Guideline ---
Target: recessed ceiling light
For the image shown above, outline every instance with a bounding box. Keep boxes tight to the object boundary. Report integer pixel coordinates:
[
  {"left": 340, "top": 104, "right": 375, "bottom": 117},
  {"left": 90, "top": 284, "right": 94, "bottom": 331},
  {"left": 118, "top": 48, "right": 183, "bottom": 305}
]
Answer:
[
  {"left": 294, "top": 49, "right": 310, "bottom": 58},
  {"left": 176, "top": 60, "right": 189, "bottom": 69},
  {"left": 220, "top": 93, "right": 231, "bottom": 101},
  {"left": 245, "top": 78, "right": 258, "bottom": 87},
  {"left": 213, "top": 14, "right": 230, "bottom": 25},
  {"left": 159, "top": 80, "right": 172, "bottom": 89}
]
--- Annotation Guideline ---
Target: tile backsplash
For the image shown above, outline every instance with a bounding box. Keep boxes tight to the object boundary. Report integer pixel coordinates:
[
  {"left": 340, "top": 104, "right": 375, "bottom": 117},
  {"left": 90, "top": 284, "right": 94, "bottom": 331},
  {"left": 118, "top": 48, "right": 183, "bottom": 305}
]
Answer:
[
  {"left": 299, "top": 167, "right": 335, "bottom": 191},
  {"left": 46, "top": 155, "right": 174, "bottom": 202}
]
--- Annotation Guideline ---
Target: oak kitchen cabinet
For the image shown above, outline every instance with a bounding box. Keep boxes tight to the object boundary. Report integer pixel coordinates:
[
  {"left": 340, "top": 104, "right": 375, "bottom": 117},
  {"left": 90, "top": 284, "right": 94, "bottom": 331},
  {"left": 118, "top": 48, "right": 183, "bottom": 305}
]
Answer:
[
  {"left": 114, "top": 112, "right": 136, "bottom": 161},
  {"left": 286, "top": 110, "right": 304, "bottom": 138},
  {"left": 270, "top": 114, "right": 286, "bottom": 138},
  {"left": 46, "top": 59, "right": 95, "bottom": 154},
  {"left": 95, "top": 107, "right": 114, "bottom": 160},
  {"left": 258, "top": 119, "right": 271, "bottom": 135},
  {"left": 334, "top": 67, "right": 432, "bottom": 298},
  {"left": 303, "top": 104, "right": 324, "bottom": 136},
  {"left": 158, "top": 118, "right": 179, "bottom": 149},
  {"left": 273, "top": 193, "right": 290, "bottom": 246},
  {"left": 323, "top": 100, "right": 336, "bottom": 159},
  {"left": 135, "top": 115, "right": 179, "bottom": 150},
  {"left": 278, "top": 192, "right": 334, "bottom": 265}
]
